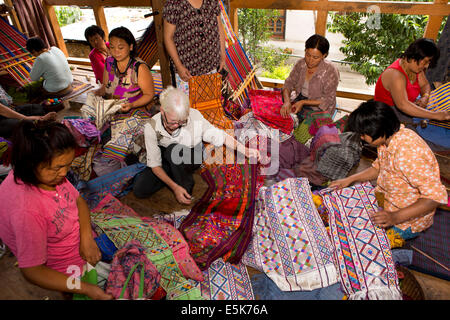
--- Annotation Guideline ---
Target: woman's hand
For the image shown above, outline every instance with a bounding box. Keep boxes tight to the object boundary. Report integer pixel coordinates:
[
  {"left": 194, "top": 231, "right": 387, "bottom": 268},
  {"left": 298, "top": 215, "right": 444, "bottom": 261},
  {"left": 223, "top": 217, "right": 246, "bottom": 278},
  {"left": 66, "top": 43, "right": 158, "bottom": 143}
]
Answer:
[
  {"left": 370, "top": 209, "right": 396, "bottom": 228},
  {"left": 245, "top": 147, "right": 261, "bottom": 162},
  {"left": 329, "top": 177, "right": 353, "bottom": 190},
  {"left": 415, "top": 95, "right": 429, "bottom": 108},
  {"left": 177, "top": 64, "right": 192, "bottom": 82},
  {"left": 436, "top": 110, "right": 450, "bottom": 121},
  {"left": 173, "top": 185, "right": 192, "bottom": 205},
  {"left": 120, "top": 102, "right": 133, "bottom": 113},
  {"left": 94, "top": 86, "right": 105, "bottom": 97},
  {"left": 292, "top": 100, "right": 305, "bottom": 113},
  {"left": 79, "top": 236, "right": 101, "bottom": 267},
  {"left": 29, "top": 112, "right": 57, "bottom": 122},
  {"left": 280, "top": 102, "right": 292, "bottom": 118},
  {"left": 83, "top": 283, "right": 114, "bottom": 300}
]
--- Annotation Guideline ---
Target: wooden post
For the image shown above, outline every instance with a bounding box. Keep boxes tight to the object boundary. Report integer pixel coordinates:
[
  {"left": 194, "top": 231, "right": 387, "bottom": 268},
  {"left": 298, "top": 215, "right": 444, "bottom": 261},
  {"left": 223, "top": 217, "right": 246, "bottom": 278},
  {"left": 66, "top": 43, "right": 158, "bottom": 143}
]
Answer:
[
  {"left": 3, "top": 0, "right": 23, "bottom": 33},
  {"left": 315, "top": 0, "right": 328, "bottom": 36},
  {"left": 42, "top": 1, "right": 68, "bottom": 56},
  {"left": 424, "top": 0, "right": 447, "bottom": 40},
  {"left": 229, "top": 6, "right": 239, "bottom": 35},
  {"left": 152, "top": 0, "right": 171, "bottom": 88},
  {"left": 93, "top": 6, "right": 109, "bottom": 41}
]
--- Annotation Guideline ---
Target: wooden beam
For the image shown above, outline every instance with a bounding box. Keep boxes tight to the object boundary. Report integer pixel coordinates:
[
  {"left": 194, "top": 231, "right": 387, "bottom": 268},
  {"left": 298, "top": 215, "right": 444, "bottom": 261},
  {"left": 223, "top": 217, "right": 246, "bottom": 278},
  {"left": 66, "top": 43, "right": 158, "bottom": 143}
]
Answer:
[
  {"left": 315, "top": 0, "right": 328, "bottom": 36},
  {"left": 3, "top": 0, "right": 23, "bottom": 33},
  {"left": 424, "top": 0, "right": 447, "bottom": 40},
  {"left": 152, "top": 0, "right": 171, "bottom": 88},
  {"left": 229, "top": 6, "right": 239, "bottom": 36},
  {"left": 42, "top": 1, "right": 69, "bottom": 57},
  {"left": 229, "top": 0, "right": 450, "bottom": 16},
  {"left": 44, "top": 0, "right": 151, "bottom": 6},
  {"left": 92, "top": 5, "right": 109, "bottom": 41}
]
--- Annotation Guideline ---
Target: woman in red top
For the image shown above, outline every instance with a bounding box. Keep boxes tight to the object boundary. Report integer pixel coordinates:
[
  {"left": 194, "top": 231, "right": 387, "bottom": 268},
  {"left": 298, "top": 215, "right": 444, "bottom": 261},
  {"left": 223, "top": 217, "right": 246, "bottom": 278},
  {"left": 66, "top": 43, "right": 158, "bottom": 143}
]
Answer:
[
  {"left": 374, "top": 38, "right": 450, "bottom": 123},
  {"left": 85, "top": 25, "right": 110, "bottom": 85}
]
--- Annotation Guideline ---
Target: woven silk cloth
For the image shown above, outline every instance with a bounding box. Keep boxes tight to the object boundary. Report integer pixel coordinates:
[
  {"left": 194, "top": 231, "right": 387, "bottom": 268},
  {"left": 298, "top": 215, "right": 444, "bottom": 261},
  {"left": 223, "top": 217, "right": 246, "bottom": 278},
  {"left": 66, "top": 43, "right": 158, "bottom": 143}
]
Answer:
[
  {"left": 106, "top": 240, "right": 161, "bottom": 299},
  {"left": 427, "top": 82, "right": 450, "bottom": 129},
  {"left": 179, "top": 162, "right": 263, "bottom": 270},
  {"left": 243, "top": 178, "right": 338, "bottom": 291},
  {"left": 321, "top": 182, "right": 402, "bottom": 300},
  {"left": 154, "top": 210, "right": 255, "bottom": 300},
  {"left": 90, "top": 213, "right": 203, "bottom": 300},
  {"left": 80, "top": 92, "right": 124, "bottom": 130},
  {"left": 249, "top": 90, "right": 294, "bottom": 135},
  {"left": 70, "top": 144, "right": 100, "bottom": 181}
]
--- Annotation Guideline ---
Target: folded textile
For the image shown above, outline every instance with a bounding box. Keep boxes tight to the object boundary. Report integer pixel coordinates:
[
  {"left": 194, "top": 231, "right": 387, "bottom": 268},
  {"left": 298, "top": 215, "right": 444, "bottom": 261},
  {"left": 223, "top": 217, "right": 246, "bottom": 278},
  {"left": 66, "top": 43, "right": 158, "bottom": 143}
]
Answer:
[
  {"left": 249, "top": 89, "right": 294, "bottom": 135},
  {"left": 309, "top": 125, "right": 341, "bottom": 162},
  {"left": 179, "top": 162, "right": 263, "bottom": 270},
  {"left": 153, "top": 210, "right": 255, "bottom": 300},
  {"left": 243, "top": 178, "right": 338, "bottom": 291},
  {"left": 316, "top": 131, "right": 362, "bottom": 180},
  {"left": 80, "top": 92, "right": 124, "bottom": 130},
  {"left": 90, "top": 213, "right": 203, "bottom": 300},
  {"left": 80, "top": 163, "right": 146, "bottom": 209},
  {"left": 251, "top": 273, "right": 344, "bottom": 300},
  {"left": 321, "top": 182, "right": 402, "bottom": 300},
  {"left": 105, "top": 240, "right": 161, "bottom": 299}
]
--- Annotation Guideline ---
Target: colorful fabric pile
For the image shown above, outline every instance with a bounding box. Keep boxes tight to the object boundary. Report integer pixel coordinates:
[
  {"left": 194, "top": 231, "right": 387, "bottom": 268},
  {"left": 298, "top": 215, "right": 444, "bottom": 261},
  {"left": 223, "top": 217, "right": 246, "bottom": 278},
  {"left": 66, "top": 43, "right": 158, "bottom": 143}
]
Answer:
[
  {"left": 321, "top": 182, "right": 402, "bottom": 300},
  {"left": 243, "top": 178, "right": 338, "bottom": 291},
  {"left": 179, "top": 162, "right": 263, "bottom": 270}
]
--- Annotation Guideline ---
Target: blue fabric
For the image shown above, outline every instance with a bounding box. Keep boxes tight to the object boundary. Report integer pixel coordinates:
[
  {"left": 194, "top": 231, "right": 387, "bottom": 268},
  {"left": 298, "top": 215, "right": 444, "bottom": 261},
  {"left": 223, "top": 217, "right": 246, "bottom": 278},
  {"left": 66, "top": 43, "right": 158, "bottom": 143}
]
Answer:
[
  {"left": 413, "top": 118, "right": 450, "bottom": 148},
  {"left": 80, "top": 163, "right": 146, "bottom": 209},
  {"left": 391, "top": 249, "right": 413, "bottom": 266},
  {"left": 391, "top": 226, "right": 420, "bottom": 241},
  {"left": 95, "top": 233, "right": 118, "bottom": 262},
  {"left": 250, "top": 273, "right": 344, "bottom": 300}
]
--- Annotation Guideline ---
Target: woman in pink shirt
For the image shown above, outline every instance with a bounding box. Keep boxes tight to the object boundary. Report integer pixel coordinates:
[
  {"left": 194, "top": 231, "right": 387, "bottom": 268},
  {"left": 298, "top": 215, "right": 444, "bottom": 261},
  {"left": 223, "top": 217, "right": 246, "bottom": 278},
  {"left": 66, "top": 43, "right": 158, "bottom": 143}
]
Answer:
[
  {"left": 0, "top": 121, "right": 112, "bottom": 299},
  {"left": 330, "top": 101, "right": 447, "bottom": 240},
  {"left": 85, "top": 25, "right": 110, "bottom": 84}
]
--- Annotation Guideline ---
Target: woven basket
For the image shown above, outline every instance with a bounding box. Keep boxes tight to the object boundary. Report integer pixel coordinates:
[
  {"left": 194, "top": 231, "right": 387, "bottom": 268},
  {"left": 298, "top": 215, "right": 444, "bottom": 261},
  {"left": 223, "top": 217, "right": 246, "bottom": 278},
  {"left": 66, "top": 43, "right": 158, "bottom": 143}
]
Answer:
[{"left": 397, "top": 265, "right": 425, "bottom": 300}]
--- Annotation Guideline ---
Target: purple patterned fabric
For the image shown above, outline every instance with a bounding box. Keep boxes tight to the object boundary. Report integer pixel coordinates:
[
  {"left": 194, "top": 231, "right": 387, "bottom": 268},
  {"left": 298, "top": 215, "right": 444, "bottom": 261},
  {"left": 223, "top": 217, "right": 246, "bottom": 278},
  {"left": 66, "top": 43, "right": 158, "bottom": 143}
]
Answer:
[{"left": 105, "top": 240, "right": 161, "bottom": 300}]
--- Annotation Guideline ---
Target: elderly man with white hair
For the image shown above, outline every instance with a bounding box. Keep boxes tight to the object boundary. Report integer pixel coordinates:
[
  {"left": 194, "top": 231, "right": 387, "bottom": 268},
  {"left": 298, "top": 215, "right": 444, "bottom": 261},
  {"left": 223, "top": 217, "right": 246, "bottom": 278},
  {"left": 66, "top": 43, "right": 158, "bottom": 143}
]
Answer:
[{"left": 133, "top": 86, "right": 260, "bottom": 204}]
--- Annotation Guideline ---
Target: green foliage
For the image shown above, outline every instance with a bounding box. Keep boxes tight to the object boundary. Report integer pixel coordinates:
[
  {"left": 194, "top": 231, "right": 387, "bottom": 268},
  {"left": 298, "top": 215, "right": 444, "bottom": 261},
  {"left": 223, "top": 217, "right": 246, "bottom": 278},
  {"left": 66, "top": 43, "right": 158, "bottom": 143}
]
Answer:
[
  {"left": 237, "top": 8, "right": 278, "bottom": 62},
  {"left": 55, "top": 6, "right": 82, "bottom": 27},
  {"left": 327, "top": 0, "right": 446, "bottom": 85},
  {"left": 255, "top": 45, "right": 290, "bottom": 73},
  {"left": 261, "top": 63, "right": 293, "bottom": 80}
]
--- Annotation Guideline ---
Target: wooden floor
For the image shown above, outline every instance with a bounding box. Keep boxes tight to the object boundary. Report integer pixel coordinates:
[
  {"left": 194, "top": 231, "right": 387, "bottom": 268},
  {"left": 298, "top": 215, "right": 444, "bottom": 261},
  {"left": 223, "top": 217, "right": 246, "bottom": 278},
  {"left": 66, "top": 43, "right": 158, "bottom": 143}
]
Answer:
[{"left": 0, "top": 76, "right": 449, "bottom": 300}]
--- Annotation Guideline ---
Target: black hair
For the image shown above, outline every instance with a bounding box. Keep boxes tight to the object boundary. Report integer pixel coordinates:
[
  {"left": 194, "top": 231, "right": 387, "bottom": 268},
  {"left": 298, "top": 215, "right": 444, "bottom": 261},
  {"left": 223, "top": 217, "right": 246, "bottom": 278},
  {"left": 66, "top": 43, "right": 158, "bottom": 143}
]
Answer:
[
  {"left": 10, "top": 120, "right": 77, "bottom": 186},
  {"left": 84, "top": 25, "right": 105, "bottom": 48},
  {"left": 26, "top": 37, "right": 47, "bottom": 53},
  {"left": 109, "top": 27, "right": 137, "bottom": 57},
  {"left": 305, "top": 34, "right": 330, "bottom": 56},
  {"left": 347, "top": 100, "right": 400, "bottom": 141},
  {"left": 400, "top": 38, "right": 440, "bottom": 68}
]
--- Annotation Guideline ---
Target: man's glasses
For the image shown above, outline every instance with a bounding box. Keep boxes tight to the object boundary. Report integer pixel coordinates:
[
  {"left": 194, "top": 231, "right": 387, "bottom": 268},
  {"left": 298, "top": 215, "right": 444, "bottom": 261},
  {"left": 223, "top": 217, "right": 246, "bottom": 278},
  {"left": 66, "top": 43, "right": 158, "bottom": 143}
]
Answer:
[{"left": 162, "top": 112, "right": 188, "bottom": 127}]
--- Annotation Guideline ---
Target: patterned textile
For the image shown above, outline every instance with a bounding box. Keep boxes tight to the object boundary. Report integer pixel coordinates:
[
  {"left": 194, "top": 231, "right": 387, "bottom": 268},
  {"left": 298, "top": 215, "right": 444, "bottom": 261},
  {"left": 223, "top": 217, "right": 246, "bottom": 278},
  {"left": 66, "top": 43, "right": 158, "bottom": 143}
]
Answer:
[
  {"left": 316, "top": 131, "right": 362, "bottom": 180},
  {"left": 81, "top": 92, "right": 124, "bottom": 130},
  {"left": 70, "top": 144, "right": 100, "bottom": 181},
  {"left": 427, "top": 82, "right": 450, "bottom": 129},
  {"left": 91, "top": 193, "right": 140, "bottom": 217},
  {"left": 102, "top": 107, "right": 153, "bottom": 161},
  {"left": 249, "top": 90, "right": 294, "bottom": 135},
  {"left": 189, "top": 73, "right": 234, "bottom": 130},
  {"left": 105, "top": 240, "right": 161, "bottom": 299},
  {"left": 243, "top": 178, "right": 338, "bottom": 291},
  {"left": 90, "top": 213, "right": 204, "bottom": 300},
  {"left": 321, "top": 183, "right": 402, "bottom": 300},
  {"left": 179, "top": 162, "right": 262, "bottom": 270},
  {"left": 154, "top": 209, "right": 255, "bottom": 300},
  {"left": 407, "top": 209, "right": 450, "bottom": 280},
  {"left": 309, "top": 125, "right": 340, "bottom": 162},
  {"left": 80, "top": 163, "right": 146, "bottom": 209}
]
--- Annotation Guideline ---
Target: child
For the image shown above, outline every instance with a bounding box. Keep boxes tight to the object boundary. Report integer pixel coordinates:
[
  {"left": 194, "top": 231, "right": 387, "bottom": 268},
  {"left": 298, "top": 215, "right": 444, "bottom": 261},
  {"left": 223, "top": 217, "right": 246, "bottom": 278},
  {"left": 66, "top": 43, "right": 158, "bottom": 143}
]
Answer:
[{"left": 0, "top": 120, "right": 112, "bottom": 299}]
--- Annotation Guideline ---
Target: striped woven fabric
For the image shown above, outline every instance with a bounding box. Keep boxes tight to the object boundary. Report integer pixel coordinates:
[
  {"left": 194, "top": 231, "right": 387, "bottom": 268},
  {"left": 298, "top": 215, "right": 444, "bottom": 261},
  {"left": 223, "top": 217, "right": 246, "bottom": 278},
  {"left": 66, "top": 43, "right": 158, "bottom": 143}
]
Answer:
[
  {"left": 0, "top": 17, "right": 34, "bottom": 86},
  {"left": 427, "top": 82, "right": 450, "bottom": 129},
  {"left": 136, "top": 21, "right": 158, "bottom": 69},
  {"left": 321, "top": 183, "right": 402, "bottom": 300},
  {"left": 179, "top": 162, "right": 263, "bottom": 270}
]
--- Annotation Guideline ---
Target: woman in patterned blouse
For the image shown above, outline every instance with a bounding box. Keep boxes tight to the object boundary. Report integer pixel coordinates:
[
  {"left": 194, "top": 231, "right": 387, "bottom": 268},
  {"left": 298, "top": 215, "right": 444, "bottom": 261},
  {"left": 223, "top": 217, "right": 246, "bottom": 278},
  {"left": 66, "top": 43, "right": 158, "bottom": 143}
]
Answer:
[
  {"left": 163, "top": 0, "right": 226, "bottom": 84},
  {"left": 281, "top": 34, "right": 340, "bottom": 119},
  {"left": 329, "top": 100, "right": 447, "bottom": 240}
]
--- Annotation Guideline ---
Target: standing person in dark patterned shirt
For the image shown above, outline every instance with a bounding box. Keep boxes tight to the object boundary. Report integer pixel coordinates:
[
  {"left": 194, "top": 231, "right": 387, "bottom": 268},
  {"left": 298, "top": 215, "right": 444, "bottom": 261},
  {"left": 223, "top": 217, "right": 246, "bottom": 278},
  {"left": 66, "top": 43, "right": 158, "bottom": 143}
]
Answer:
[{"left": 163, "top": 0, "right": 226, "bottom": 93}]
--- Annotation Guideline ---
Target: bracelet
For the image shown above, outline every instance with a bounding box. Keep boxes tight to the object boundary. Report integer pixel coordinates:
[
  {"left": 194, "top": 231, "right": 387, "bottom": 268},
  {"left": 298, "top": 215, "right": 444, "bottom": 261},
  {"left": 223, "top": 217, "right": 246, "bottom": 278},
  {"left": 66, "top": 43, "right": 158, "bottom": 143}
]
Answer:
[{"left": 423, "top": 93, "right": 429, "bottom": 97}]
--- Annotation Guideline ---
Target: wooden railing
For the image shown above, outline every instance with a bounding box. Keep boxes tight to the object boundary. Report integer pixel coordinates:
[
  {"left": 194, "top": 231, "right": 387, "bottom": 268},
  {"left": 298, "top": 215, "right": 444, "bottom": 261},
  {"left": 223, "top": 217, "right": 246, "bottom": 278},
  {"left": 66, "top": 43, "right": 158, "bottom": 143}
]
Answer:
[{"left": 5, "top": 0, "right": 449, "bottom": 89}]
